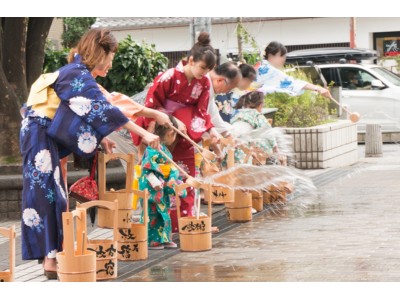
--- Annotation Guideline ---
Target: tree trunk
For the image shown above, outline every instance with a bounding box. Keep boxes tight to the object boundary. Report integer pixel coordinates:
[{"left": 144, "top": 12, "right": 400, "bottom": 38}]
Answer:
[
  {"left": 0, "top": 67, "right": 21, "bottom": 158},
  {"left": 0, "top": 17, "right": 53, "bottom": 159},
  {"left": 26, "top": 17, "right": 53, "bottom": 88},
  {"left": 2, "top": 18, "right": 28, "bottom": 106}
]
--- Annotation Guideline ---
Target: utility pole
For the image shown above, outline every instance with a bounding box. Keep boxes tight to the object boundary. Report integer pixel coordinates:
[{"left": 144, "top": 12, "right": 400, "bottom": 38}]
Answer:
[
  {"left": 190, "top": 17, "right": 212, "bottom": 46},
  {"left": 350, "top": 17, "right": 357, "bottom": 49}
]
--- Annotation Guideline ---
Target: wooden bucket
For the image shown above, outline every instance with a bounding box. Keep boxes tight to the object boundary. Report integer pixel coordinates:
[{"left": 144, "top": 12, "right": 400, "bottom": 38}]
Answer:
[
  {"left": 225, "top": 190, "right": 252, "bottom": 222},
  {"left": 117, "top": 189, "right": 149, "bottom": 261},
  {"left": 97, "top": 153, "right": 136, "bottom": 228},
  {"left": 251, "top": 190, "right": 264, "bottom": 212},
  {"left": 77, "top": 200, "right": 118, "bottom": 281},
  {"left": 263, "top": 182, "right": 287, "bottom": 205},
  {"left": 57, "top": 210, "right": 96, "bottom": 282},
  {"left": 204, "top": 185, "right": 234, "bottom": 204},
  {"left": 0, "top": 225, "right": 16, "bottom": 282},
  {"left": 175, "top": 183, "right": 212, "bottom": 252}
]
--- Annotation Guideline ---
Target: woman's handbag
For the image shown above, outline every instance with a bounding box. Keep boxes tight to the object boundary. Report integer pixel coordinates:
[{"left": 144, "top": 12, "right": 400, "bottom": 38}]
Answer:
[{"left": 69, "top": 153, "right": 99, "bottom": 203}]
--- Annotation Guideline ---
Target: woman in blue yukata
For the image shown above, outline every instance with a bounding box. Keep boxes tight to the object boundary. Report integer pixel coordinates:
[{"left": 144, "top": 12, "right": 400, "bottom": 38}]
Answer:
[
  {"left": 255, "top": 41, "right": 331, "bottom": 97},
  {"left": 19, "top": 28, "right": 170, "bottom": 279},
  {"left": 138, "top": 115, "right": 186, "bottom": 250}
]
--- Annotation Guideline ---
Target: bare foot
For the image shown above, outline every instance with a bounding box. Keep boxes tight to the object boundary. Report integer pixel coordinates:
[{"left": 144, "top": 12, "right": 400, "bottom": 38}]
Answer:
[{"left": 211, "top": 226, "right": 219, "bottom": 233}]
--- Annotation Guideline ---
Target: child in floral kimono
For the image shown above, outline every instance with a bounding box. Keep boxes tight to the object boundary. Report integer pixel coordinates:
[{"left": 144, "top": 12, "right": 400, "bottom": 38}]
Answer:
[
  {"left": 230, "top": 91, "right": 282, "bottom": 165},
  {"left": 139, "top": 116, "right": 186, "bottom": 249}
]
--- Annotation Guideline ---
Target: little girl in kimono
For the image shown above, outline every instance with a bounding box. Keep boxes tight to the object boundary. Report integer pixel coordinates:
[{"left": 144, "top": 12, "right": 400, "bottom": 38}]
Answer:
[
  {"left": 230, "top": 91, "right": 283, "bottom": 165},
  {"left": 138, "top": 115, "right": 186, "bottom": 250}
]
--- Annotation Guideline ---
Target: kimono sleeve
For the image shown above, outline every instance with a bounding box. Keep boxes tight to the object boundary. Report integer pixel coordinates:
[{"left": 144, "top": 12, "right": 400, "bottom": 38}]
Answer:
[
  {"left": 141, "top": 146, "right": 164, "bottom": 176},
  {"left": 107, "top": 92, "right": 144, "bottom": 120},
  {"left": 256, "top": 62, "right": 308, "bottom": 96},
  {"left": 195, "top": 79, "right": 213, "bottom": 132},
  {"left": 144, "top": 69, "right": 175, "bottom": 110},
  {"left": 54, "top": 65, "right": 129, "bottom": 137},
  {"left": 166, "top": 166, "right": 187, "bottom": 198}
]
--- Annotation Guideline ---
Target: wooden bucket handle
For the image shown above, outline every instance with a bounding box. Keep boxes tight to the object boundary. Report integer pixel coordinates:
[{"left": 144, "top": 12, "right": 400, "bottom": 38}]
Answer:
[
  {"left": 98, "top": 152, "right": 135, "bottom": 195},
  {"left": 174, "top": 183, "right": 212, "bottom": 220},
  {"left": 130, "top": 189, "right": 149, "bottom": 225},
  {"left": 77, "top": 200, "right": 119, "bottom": 242},
  {"left": 220, "top": 136, "right": 235, "bottom": 147},
  {"left": 200, "top": 183, "right": 213, "bottom": 219},
  {"left": 0, "top": 225, "right": 16, "bottom": 279},
  {"left": 174, "top": 183, "right": 191, "bottom": 220},
  {"left": 62, "top": 210, "right": 87, "bottom": 258}
]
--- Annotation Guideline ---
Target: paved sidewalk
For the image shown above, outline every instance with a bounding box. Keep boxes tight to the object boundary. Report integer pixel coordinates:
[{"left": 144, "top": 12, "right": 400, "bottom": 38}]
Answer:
[{"left": 2, "top": 144, "right": 400, "bottom": 282}]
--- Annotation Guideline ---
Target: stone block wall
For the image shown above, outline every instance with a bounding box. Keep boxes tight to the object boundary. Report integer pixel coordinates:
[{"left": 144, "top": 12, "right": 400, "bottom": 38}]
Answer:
[
  {"left": 0, "top": 167, "right": 126, "bottom": 220},
  {"left": 285, "top": 120, "right": 359, "bottom": 169}
]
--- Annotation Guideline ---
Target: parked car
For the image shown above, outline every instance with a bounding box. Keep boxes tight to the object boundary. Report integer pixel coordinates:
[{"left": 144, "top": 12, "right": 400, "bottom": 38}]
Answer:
[{"left": 286, "top": 48, "right": 400, "bottom": 133}]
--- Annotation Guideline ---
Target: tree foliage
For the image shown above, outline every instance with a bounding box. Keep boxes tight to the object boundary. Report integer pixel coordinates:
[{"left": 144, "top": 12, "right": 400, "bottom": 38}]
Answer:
[
  {"left": 97, "top": 35, "right": 168, "bottom": 95},
  {"left": 264, "top": 68, "right": 335, "bottom": 128},
  {"left": 62, "top": 17, "right": 96, "bottom": 48},
  {"left": 43, "top": 41, "right": 69, "bottom": 73}
]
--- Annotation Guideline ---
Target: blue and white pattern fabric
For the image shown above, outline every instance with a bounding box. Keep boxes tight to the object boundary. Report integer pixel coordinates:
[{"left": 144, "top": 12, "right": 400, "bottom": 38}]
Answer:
[
  {"left": 19, "top": 54, "right": 128, "bottom": 260},
  {"left": 47, "top": 55, "right": 129, "bottom": 159},
  {"left": 256, "top": 60, "right": 308, "bottom": 96}
]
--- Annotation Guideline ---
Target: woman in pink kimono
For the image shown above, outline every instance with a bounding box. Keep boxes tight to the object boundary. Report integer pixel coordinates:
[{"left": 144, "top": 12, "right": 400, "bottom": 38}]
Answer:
[{"left": 132, "top": 32, "right": 220, "bottom": 232}]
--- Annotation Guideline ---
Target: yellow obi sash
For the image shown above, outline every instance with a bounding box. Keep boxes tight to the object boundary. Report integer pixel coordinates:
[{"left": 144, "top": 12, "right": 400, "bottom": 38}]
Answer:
[
  {"left": 27, "top": 72, "right": 60, "bottom": 119},
  {"left": 159, "top": 164, "right": 171, "bottom": 179}
]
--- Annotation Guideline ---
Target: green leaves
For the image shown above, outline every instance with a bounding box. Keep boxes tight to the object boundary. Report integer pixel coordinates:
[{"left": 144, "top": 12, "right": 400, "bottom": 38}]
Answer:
[
  {"left": 42, "top": 41, "right": 69, "bottom": 73},
  {"left": 97, "top": 35, "right": 168, "bottom": 95},
  {"left": 62, "top": 17, "right": 96, "bottom": 48},
  {"left": 265, "top": 68, "right": 336, "bottom": 128},
  {"left": 265, "top": 90, "right": 335, "bottom": 128}
]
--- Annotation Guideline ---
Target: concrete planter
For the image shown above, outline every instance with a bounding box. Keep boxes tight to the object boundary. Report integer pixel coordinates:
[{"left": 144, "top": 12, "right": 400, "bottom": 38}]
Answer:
[{"left": 285, "top": 120, "right": 358, "bottom": 169}]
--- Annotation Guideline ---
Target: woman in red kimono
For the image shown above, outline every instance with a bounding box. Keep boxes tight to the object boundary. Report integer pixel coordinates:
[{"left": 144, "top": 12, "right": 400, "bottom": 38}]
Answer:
[{"left": 133, "top": 32, "right": 220, "bottom": 232}]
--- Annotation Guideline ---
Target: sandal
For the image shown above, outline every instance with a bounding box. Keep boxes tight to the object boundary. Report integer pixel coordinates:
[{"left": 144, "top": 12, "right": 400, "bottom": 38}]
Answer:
[
  {"left": 148, "top": 242, "right": 164, "bottom": 250},
  {"left": 211, "top": 226, "right": 220, "bottom": 233},
  {"left": 148, "top": 245, "right": 164, "bottom": 250},
  {"left": 163, "top": 242, "right": 177, "bottom": 249},
  {"left": 44, "top": 270, "right": 58, "bottom": 280}
]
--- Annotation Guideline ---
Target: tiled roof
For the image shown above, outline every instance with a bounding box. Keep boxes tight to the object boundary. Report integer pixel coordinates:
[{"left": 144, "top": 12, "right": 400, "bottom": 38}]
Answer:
[{"left": 92, "top": 17, "right": 296, "bottom": 30}]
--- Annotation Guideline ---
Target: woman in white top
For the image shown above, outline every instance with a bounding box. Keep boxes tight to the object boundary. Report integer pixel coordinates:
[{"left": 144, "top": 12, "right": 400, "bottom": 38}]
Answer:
[{"left": 256, "top": 41, "right": 331, "bottom": 98}]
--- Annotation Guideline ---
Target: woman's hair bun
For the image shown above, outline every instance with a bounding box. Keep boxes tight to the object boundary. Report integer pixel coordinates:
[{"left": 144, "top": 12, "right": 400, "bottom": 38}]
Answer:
[{"left": 197, "top": 32, "right": 211, "bottom": 46}]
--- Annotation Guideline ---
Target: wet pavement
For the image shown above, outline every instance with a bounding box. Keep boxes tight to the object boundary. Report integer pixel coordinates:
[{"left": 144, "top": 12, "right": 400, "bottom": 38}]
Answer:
[
  {"left": 2, "top": 144, "right": 400, "bottom": 283},
  {"left": 123, "top": 144, "right": 400, "bottom": 282}
]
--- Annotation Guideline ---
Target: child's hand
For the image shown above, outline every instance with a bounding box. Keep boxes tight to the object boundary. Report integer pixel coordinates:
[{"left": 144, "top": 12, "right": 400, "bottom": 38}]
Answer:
[{"left": 166, "top": 179, "right": 176, "bottom": 188}]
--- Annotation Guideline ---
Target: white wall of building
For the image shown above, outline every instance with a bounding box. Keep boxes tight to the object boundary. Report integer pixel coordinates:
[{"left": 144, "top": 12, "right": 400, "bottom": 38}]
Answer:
[
  {"left": 112, "top": 26, "right": 192, "bottom": 52},
  {"left": 357, "top": 17, "right": 400, "bottom": 51},
  {"left": 111, "top": 17, "right": 400, "bottom": 61}
]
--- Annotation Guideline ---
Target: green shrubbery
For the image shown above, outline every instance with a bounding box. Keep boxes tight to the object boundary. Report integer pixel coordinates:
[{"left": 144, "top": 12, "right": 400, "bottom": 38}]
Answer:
[
  {"left": 264, "top": 67, "right": 336, "bottom": 128},
  {"left": 97, "top": 35, "right": 168, "bottom": 95},
  {"left": 43, "top": 41, "right": 69, "bottom": 73},
  {"left": 43, "top": 35, "right": 168, "bottom": 96}
]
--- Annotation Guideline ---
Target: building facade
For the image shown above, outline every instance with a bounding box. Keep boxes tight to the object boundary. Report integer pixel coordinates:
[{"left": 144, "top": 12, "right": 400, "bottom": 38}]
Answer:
[{"left": 92, "top": 17, "right": 400, "bottom": 66}]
